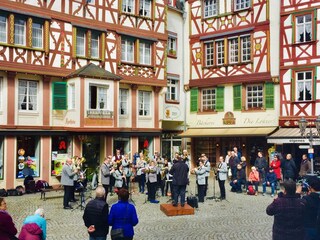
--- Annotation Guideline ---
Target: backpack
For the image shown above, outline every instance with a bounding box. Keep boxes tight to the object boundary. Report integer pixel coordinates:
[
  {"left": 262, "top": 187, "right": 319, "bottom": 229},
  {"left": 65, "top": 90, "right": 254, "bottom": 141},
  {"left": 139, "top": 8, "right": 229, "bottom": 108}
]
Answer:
[
  {"left": 35, "top": 180, "right": 50, "bottom": 192},
  {"left": 0, "top": 188, "right": 7, "bottom": 197},
  {"left": 247, "top": 185, "right": 256, "bottom": 195}
]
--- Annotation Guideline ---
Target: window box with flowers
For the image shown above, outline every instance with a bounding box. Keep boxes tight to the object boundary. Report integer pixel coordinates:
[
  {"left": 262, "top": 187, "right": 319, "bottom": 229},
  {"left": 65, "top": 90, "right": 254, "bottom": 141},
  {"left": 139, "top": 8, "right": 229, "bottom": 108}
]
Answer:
[{"left": 168, "top": 49, "right": 176, "bottom": 57}]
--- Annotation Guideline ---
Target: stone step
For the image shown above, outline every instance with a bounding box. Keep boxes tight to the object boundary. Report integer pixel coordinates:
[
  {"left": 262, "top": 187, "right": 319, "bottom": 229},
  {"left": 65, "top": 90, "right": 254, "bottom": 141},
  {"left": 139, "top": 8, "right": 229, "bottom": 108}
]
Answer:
[{"left": 160, "top": 203, "right": 195, "bottom": 216}]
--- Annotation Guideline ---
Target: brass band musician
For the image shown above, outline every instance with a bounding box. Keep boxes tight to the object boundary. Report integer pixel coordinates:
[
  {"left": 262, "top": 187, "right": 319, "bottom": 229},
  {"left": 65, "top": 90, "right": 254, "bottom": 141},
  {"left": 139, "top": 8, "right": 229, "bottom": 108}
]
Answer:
[
  {"left": 145, "top": 161, "right": 159, "bottom": 203},
  {"left": 192, "top": 160, "right": 206, "bottom": 203}
]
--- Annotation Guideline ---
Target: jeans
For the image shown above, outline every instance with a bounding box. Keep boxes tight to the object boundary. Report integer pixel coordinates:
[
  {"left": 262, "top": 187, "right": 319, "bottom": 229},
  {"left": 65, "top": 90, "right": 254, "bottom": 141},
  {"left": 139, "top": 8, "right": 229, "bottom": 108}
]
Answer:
[
  {"left": 262, "top": 182, "right": 275, "bottom": 195},
  {"left": 172, "top": 184, "right": 186, "bottom": 205},
  {"left": 89, "top": 236, "right": 106, "bottom": 240}
]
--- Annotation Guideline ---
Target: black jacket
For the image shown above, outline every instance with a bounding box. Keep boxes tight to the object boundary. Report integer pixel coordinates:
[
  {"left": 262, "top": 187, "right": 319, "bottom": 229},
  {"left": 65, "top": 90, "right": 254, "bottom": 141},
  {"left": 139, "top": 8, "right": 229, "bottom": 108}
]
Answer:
[
  {"left": 283, "top": 160, "right": 297, "bottom": 179},
  {"left": 83, "top": 197, "right": 109, "bottom": 237},
  {"left": 169, "top": 160, "right": 189, "bottom": 186},
  {"left": 302, "top": 192, "right": 320, "bottom": 229}
]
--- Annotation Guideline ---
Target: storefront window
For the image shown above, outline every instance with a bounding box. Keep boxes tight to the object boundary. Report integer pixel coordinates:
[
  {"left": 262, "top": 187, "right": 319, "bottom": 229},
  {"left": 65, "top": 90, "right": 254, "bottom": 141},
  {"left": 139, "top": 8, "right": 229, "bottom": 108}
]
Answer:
[
  {"left": 113, "top": 137, "right": 131, "bottom": 155},
  {"left": 193, "top": 137, "right": 215, "bottom": 165},
  {"left": 16, "top": 136, "right": 40, "bottom": 179},
  {"left": 161, "top": 136, "right": 181, "bottom": 160},
  {"left": 138, "top": 137, "right": 153, "bottom": 161},
  {"left": 0, "top": 137, "right": 3, "bottom": 180},
  {"left": 51, "top": 136, "right": 72, "bottom": 176}
]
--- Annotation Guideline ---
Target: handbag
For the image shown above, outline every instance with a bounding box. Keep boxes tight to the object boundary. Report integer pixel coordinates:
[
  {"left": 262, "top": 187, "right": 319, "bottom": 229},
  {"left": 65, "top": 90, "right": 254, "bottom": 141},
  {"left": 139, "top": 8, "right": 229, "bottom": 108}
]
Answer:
[{"left": 111, "top": 228, "right": 124, "bottom": 239}]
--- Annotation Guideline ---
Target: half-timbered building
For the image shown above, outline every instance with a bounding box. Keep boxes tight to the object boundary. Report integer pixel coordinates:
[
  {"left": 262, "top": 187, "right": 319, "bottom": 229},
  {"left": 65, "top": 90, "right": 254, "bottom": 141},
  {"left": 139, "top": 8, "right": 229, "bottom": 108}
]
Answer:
[
  {"left": 181, "top": 0, "right": 280, "bottom": 166},
  {"left": 0, "top": 0, "right": 168, "bottom": 188},
  {"left": 267, "top": 0, "right": 320, "bottom": 169}
]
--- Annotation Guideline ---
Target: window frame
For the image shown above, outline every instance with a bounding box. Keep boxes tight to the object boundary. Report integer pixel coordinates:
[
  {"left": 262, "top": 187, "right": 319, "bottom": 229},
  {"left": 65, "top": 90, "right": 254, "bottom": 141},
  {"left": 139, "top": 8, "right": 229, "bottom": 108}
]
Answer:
[
  {"left": 0, "top": 77, "right": 2, "bottom": 110},
  {"left": 295, "top": 70, "right": 313, "bottom": 102},
  {"left": 14, "top": 17, "right": 26, "bottom": 46},
  {"left": 215, "top": 39, "right": 224, "bottom": 66},
  {"left": 295, "top": 13, "right": 313, "bottom": 44},
  {"left": 0, "top": 14, "right": 7, "bottom": 43},
  {"left": 139, "top": 40, "right": 151, "bottom": 65},
  {"left": 138, "top": 90, "right": 151, "bottom": 116},
  {"left": 68, "top": 83, "right": 75, "bottom": 110},
  {"left": 139, "top": 0, "right": 152, "bottom": 17},
  {"left": 246, "top": 84, "right": 264, "bottom": 110},
  {"left": 91, "top": 31, "right": 100, "bottom": 59},
  {"left": 18, "top": 80, "right": 38, "bottom": 111},
  {"left": 201, "top": 88, "right": 216, "bottom": 111},
  {"left": 121, "top": 37, "right": 135, "bottom": 63},
  {"left": 228, "top": 37, "right": 239, "bottom": 64},
  {"left": 166, "top": 77, "right": 179, "bottom": 102},
  {"left": 31, "top": 21, "right": 43, "bottom": 49},
  {"left": 168, "top": 35, "right": 177, "bottom": 57},
  {"left": 205, "top": 41, "right": 214, "bottom": 67},
  {"left": 122, "top": 0, "right": 135, "bottom": 14},
  {"left": 204, "top": 0, "right": 218, "bottom": 18},
  {"left": 119, "top": 88, "right": 129, "bottom": 116},
  {"left": 234, "top": 0, "right": 251, "bottom": 11},
  {"left": 76, "top": 28, "right": 86, "bottom": 57},
  {"left": 88, "top": 84, "right": 109, "bottom": 110}
]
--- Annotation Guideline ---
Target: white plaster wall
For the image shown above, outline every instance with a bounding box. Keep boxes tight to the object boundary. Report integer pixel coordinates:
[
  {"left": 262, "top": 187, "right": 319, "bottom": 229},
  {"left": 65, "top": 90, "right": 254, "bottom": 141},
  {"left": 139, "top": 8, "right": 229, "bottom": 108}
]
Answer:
[{"left": 0, "top": 73, "right": 7, "bottom": 125}]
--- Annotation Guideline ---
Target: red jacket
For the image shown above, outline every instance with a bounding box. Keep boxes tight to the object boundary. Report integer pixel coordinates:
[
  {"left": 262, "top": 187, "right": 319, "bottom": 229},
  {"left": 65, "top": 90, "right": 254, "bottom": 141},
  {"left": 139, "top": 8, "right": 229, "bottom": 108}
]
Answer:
[
  {"left": 0, "top": 210, "right": 18, "bottom": 240},
  {"left": 270, "top": 160, "right": 281, "bottom": 180},
  {"left": 18, "top": 223, "right": 43, "bottom": 240}
]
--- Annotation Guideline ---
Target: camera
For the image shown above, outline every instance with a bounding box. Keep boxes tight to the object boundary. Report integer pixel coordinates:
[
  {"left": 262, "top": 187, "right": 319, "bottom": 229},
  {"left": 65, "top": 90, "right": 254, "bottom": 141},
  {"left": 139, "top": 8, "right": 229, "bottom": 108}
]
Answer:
[{"left": 297, "top": 179, "right": 310, "bottom": 192}]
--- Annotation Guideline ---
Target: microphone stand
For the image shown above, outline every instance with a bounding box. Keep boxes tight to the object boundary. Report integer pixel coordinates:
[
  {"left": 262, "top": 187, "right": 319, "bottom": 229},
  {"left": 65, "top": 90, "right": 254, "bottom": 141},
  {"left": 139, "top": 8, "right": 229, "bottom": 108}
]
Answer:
[{"left": 206, "top": 169, "right": 220, "bottom": 202}]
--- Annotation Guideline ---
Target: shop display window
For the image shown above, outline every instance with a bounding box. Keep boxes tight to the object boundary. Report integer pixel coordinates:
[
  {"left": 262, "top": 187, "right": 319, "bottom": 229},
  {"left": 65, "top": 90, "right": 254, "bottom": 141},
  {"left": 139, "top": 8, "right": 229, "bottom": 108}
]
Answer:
[{"left": 51, "top": 136, "right": 72, "bottom": 176}]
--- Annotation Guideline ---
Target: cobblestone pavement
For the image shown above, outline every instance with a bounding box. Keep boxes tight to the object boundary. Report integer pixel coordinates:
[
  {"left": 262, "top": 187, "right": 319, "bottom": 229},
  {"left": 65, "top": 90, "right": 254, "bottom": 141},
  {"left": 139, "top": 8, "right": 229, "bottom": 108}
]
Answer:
[{"left": 6, "top": 175, "right": 274, "bottom": 240}]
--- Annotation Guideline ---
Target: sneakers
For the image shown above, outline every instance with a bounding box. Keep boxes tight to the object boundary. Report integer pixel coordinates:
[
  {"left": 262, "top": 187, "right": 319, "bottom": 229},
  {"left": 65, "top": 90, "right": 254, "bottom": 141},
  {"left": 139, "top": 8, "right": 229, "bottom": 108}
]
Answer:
[
  {"left": 262, "top": 193, "right": 265, "bottom": 196},
  {"left": 271, "top": 194, "right": 274, "bottom": 197}
]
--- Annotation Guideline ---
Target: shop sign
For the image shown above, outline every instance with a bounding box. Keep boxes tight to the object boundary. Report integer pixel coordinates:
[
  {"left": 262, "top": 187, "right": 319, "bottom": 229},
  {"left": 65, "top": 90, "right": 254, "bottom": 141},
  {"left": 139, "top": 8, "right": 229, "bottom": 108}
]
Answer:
[
  {"left": 165, "top": 106, "right": 181, "bottom": 120},
  {"left": 267, "top": 138, "right": 320, "bottom": 145},
  {"left": 223, "top": 112, "right": 235, "bottom": 125}
]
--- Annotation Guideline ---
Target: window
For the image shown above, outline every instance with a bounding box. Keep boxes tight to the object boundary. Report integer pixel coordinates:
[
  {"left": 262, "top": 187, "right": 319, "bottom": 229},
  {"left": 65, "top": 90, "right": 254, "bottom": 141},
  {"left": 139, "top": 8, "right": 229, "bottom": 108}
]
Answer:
[
  {"left": 89, "top": 85, "right": 108, "bottom": 110},
  {"left": 296, "top": 71, "right": 312, "bottom": 101},
  {"left": 14, "top": 17, "right": 26, "bottom": 46},
  {"left": 139, "top": 0, "right": 151, "bottom": 17},
  {"left": 139, "top": 41, "right": 151, "bottom": 65},
  {"left": 0, "top": 137, "right": 3, "bottom": 180},
  {"left": 168, "top": 36, "right": 177, "bottom": 56},
  {"left": 296, "top": 14, "right": 312, "bottom": 43},
  {"left": 205, "top": 42, "right": 214, "bottom": 66},
  {"left": 119, "top": 89, "right": 129, "bottom": 115},
  {"left": 76, "top": 29, "right": 86, "bottom": 57},
  {"left": 122, "top": 0, "right": 134, "bottom": 13},
  {"left": 51, "top": 136, "right": 71, "bottom": 176},
  {"left": 168, "top": 0, "right": 175, "bottom": 7},
  {"left": 121, "top": 37, "right": 134, "bottom": 62},
  {"left": 202, "top": 88, "right": 216, "bottom": 111},
  {"left": 216, "top": 40, "right": 224, "bottom": 65},
  {"left": 234, "top": 0, "right": 250, "bottom": 11},
  {"left": 138, "top": 91, "right": 151, "bottom": 116},
  {"left": 74, "top": 28, "right": 102, "bottom": 59},
  {"left": 91, "top": 32, "right": 99, "bottom": 58},
  {"left": 204, "top": 0, "right": 218, "bottom": 18},
  {"left": 246, "top": 84, "right": 263, "bottom": 109},
  {"left": 0, "top": 15, "right": 7, "bottom": 43},
  {"left": 68, "top": 83, "right": 75, "bottom": 110},
  {"left": 32, "top": 22, "right": 43, "bottom": 48},
  {"left": 228, "top": 38, "right": 238, "bottom": 64},
  {"left": 241, "top": 35, "right": 250, "bottom": 62},
  {"left": 18, "top": 80, "right": 38, "bottom": 111},
  {"left": 166, "top": 78, "right": 179, "bottom": 101}
]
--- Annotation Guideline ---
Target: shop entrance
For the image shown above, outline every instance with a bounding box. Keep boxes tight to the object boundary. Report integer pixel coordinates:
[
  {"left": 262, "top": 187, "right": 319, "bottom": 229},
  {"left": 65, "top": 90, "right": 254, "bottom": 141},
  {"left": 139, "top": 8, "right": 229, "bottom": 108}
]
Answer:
[{"left": 82, "top": 136, "right": 100, "bottom": 180}]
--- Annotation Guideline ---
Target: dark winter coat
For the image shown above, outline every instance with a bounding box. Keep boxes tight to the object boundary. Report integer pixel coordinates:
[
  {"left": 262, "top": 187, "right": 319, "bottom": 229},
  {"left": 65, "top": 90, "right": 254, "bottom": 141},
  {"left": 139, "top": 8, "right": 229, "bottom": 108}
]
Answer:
[
  {"left": 266, "top": 193, "right": 306, "bottom": 240},
  {"left": 0, "top": 210, "right": 17, "bottom": 240},
  {"left": 302, "top": 192, "right": 320, "bottom": 229},
  {"left": 283, "top": 159, "right": 297, "bottom": 180},
  {"left": 83, "top": 197, "right": 109, "bottom": 238},
  {"left": 169, "top": 160, "right": 189, "bottom": 186}
]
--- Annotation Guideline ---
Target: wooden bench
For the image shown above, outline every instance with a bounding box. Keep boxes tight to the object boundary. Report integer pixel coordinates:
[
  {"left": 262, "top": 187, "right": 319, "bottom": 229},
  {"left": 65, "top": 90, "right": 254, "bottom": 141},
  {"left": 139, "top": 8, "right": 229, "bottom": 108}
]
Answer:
[{"left": 40, "top": 185, "right": 64, "bottom": 201}]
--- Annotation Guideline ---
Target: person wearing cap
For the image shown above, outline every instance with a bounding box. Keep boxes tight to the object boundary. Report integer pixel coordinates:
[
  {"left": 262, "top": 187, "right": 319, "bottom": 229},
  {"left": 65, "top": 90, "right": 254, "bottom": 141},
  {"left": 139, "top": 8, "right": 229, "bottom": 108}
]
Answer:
[
  {"left": 297, "top": 176, "right": 320, "bottom": 240},
  {"left": 262, "top": 168, "right": 277, "bottom": 197}
]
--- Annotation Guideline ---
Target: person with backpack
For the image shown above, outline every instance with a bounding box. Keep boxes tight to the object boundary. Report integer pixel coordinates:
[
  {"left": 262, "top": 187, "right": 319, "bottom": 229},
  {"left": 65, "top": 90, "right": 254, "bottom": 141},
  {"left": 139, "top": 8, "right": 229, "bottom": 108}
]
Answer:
[{"left": 246, "top": 166, "right": 260, "bottom": 196}]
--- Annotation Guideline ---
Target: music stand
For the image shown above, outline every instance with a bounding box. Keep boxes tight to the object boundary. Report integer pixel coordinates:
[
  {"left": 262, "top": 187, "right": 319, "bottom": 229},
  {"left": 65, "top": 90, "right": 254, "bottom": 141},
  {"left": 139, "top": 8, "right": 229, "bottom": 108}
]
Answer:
[
  {"left": 206, "top": 172, "right": 220, "bottom": 202},
  {"left": 72, "top": 184, "right": 92, "bottom": 211}
]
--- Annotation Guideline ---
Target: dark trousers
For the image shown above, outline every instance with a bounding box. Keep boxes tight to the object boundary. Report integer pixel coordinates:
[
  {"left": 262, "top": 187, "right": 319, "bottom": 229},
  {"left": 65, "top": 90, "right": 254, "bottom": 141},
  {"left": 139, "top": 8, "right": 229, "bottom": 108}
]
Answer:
[
  {"left": 63, "top": 185, "right": 73, "bottom": 207},
  {"left": 147, "top": 181, "right": 157, "bottom": 201},
  {"left": 197, "top": 184, "right": 205, "bottom": 202},
  {"left": 172, "top": 184, "right": 187, "bottom": 205},
  {"left": 109, "top": 176, "right": 115, "bottom": 193},
  {"left": 204, "top": 176, "right": 208, "bottom": 196},
  {"left": 138, "top": 174, "right": 146, "bottom": 193},
  {"left": 218, "top": 179, "right": 226, "bottom": 199},
  {"left": 102, "top": 184, "right": 109, "bottom": 201}
]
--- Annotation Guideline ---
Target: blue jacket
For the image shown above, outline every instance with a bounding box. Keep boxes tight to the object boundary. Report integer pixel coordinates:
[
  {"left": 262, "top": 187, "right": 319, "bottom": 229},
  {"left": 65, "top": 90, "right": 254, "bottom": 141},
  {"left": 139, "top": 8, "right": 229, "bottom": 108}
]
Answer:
[
  {"left": 265, "top": 172, "right": 277, "bottom": 184},
  {"left": 108, "top": 201, "right": 138, "bottom": 237},
  {"left": 23, "top": 214, "right": 46, "bottom": 240}
]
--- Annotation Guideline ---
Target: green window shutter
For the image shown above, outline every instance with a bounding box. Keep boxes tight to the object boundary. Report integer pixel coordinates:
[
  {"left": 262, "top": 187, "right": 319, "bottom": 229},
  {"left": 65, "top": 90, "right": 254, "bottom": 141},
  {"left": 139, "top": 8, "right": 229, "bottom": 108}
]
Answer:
[
  {"left": 265, "top": 82, "right": 274, "bottom": 109},
  {"left": 52, "top": 82, "right": 67, "bottom": 110},
  {"left": 190, "top": 88, "right": 198, "bottom": 112},
  {"left": 216, "top": 86, "right": 224, "bottom": 111},
  {"left": 233, "top": 85, "right": 242, "bottom": 111}
]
